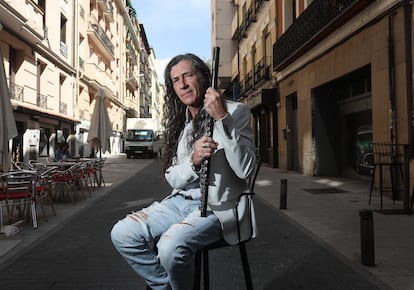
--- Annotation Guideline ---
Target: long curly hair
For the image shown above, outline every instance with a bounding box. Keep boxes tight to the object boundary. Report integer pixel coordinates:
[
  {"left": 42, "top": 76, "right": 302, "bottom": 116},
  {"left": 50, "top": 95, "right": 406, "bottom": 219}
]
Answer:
[{"left": 161, "top": 53, "right": 211, "bottom": 176}]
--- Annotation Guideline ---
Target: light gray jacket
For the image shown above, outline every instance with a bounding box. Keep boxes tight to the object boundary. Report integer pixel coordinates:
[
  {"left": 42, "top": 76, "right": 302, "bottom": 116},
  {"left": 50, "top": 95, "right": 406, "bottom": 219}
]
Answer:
[{"left": 165, "top": 100, "right": 257, "bottom": 245}]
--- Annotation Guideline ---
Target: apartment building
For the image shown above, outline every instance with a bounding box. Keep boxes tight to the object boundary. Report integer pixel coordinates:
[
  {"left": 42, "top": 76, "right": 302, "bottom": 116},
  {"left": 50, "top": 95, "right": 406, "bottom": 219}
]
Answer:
[
  {"left": 0, "top": 0, "right": 160, "bottom": 163},
  {"left": 273, "top": 0, "right": 413, "bottom": 180},
  {"left": 212, "top": 0, "right": 279, "bottom": 167},
  {"left": 148, "top": 47, "right": 165, "bottom": 124},
  {"left": 213, "top": 0, "right": 413, "bottom": 185}
]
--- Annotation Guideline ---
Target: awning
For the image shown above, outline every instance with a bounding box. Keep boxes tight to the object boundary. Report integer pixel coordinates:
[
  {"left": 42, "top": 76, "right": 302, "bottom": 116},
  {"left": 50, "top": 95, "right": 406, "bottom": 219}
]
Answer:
[{"left": 11, "top": 99, "right": 81, "bottom": 124}]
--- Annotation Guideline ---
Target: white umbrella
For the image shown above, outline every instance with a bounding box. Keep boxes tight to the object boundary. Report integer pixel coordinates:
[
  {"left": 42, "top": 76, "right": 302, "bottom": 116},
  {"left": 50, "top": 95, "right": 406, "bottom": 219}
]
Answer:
[
  {"left": 0, "top": 48, "right": 18, "bottom": 172},
  {"left": 87, "top": 89, "right": 112, "bottom": 155}
]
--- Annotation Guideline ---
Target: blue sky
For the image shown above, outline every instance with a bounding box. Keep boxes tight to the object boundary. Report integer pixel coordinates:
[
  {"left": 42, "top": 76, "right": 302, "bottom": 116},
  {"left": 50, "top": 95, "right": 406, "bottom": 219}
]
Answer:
[{"left": 132, "top": 1, "right": 211, "bottom": 81}]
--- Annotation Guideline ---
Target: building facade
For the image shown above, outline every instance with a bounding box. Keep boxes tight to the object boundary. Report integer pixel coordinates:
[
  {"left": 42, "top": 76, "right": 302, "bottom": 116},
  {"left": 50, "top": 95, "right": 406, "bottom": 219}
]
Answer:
[
  {"left": 0, "top": 0, "right": 161, "bottom": 163},
  {"left": 212, "top": 0, "right": 413, "bottom": 184},
  {"left": 212, "top": 0, "right": 414, "bottom": 208},
  {"left": 212, "top": 0, "right": 279, "bottom": 168}
]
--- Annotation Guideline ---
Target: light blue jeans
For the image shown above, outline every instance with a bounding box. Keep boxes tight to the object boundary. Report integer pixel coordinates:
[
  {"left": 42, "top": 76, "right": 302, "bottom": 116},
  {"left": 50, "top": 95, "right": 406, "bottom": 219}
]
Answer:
[{"left": 111, "top": 194, "right": 222, "bottom": 290}]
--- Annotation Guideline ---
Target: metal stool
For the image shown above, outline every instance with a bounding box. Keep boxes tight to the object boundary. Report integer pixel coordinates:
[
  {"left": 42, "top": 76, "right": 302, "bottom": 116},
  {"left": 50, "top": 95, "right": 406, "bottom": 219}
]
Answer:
[{"left": 368, "top": 143, "right": 404, "bottom": 210}]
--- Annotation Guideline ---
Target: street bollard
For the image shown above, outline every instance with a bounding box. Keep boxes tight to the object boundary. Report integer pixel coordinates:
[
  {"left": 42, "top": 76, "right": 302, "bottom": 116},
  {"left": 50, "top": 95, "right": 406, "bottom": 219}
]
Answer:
[
  {"left": 280, "top": 179, "right": 287, "bottom": 209},
  {"left": 359, "top": 209, "right": 375, "bottom": 266}
]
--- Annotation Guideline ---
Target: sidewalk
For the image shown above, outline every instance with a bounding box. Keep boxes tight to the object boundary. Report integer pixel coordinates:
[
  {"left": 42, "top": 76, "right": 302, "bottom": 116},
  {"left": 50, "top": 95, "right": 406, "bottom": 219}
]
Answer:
[
  {"left": 256, "top": 164, "right": 414, "bottom": 290},
  {"left": 0, "top": 155, "right": 143, "bottom": 270},
  {"left": 0, "top": 155, "right": 413, "bottom": 289}
]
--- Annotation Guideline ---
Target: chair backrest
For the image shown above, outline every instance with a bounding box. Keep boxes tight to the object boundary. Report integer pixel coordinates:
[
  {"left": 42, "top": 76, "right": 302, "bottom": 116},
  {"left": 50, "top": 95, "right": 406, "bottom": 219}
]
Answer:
[
  {"left": 14, "top": 162, "right": 35, "bottom": 171},
  {"left": 234, "top": 157, "right": 262, "bottom": 244},
  {"left": 248, "top": 157, "right": 262, "bottom": 193},
  {"left": 2, "top": 171, "right": 36, "bottom": 199}
]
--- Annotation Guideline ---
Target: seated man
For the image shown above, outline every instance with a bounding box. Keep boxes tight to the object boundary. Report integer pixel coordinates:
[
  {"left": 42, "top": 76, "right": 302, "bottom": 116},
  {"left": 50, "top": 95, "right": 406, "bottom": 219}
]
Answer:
[
  {"left": 111, "top": 53, "right": 257, "bottom": 290},
  {"left": 55, "top": 141, "right": 71, "bottom": 161}
]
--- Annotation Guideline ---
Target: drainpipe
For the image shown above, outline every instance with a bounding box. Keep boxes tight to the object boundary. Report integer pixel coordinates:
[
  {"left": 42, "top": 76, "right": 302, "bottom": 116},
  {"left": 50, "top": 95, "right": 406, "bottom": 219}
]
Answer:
[
  {"left": 403, "top": 0, "right": 412, "bottom": 213},
  {"left": 388, "top": 13, "right": 396, "bottom": 146},
  {"left": 235, "top": 2, "right": 240, "bottom": 101},
  {"left": 73, "top": 0, "right": 80, "bottom": 127},
  {"left": 403, "top": 0, "right": 413, "bottom": 146}
]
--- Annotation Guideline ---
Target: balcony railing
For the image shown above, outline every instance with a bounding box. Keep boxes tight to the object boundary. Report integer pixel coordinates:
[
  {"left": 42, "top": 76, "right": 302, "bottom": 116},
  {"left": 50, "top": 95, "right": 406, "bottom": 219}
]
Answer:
[
  {"left": 37, "top": 94, "right": 47, "bottom": 109},
  {"left": 126, "top": 74, "right": 138, "bottom": 89},
  {"left": 245, "top": 70, "right": 254, "bottom": 92},
  {"left": 9, "top": 81, "right": 24, "bottom": 102},
  {"left": 273, "top": 0, "right": 373, "bottom": 70},
  {"left": 127, "top": 42, "right": 138, "bottom": 63},
  {"left": 238, "top": 57, "right": 271, "bottom": 96},
  {"left": 238, "top": 0, "right": 269, "bottom": 41},
  {"left": 60, "top": 42, "right": 68, "bottom": 57},
  {"left": 90, "top": 23, "right": 114, "bottom": 55},
  {"left": 59, "top": 102, "right": 67, "bottom": 115},
  {"left": 79, "top": 57, "right": 84, "bottom": 70},
  {"left": 254, "top": 57, "right": 271, "bottom": 86}
]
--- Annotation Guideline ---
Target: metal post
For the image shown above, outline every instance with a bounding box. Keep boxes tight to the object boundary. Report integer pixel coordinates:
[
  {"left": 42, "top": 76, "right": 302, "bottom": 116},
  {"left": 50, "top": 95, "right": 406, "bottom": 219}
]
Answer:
[
  {"left": 359, "top": 209, "right": 375, "bottom": 266},
  {"left": 280, "top": 179, "right": 287, "bottom": 209},
  {"left": 403, "top": 144, "right": 410, "bottom": 214}
]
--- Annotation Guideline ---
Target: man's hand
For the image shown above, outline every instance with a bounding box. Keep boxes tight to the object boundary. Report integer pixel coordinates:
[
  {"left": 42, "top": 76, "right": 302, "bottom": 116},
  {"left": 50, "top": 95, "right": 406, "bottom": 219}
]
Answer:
[
  {"left": 192, "top": 136, "right": 218, "bottom": 166},
  {"left": 203, "top": 88, "right": 228, "bottom": 121}
]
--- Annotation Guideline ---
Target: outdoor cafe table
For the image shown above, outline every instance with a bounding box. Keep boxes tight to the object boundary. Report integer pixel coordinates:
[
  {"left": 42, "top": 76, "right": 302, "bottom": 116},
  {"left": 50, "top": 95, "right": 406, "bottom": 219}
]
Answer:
[{"left": 45, "top": 161, "right": 78, "bottom": 171}]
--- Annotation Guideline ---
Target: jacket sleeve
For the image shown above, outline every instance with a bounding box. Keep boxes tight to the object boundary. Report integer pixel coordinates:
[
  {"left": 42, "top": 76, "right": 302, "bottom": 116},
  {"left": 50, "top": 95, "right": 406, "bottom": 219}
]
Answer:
[{"left": 214, "top": 102, "right": 256, "bottom": 179}]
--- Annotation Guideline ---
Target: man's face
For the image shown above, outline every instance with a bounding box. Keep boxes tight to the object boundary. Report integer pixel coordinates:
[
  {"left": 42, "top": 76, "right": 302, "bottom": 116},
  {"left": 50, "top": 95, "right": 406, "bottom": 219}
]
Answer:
[{"left": 170, "top": 60, "right": 202, "bottom": 108}]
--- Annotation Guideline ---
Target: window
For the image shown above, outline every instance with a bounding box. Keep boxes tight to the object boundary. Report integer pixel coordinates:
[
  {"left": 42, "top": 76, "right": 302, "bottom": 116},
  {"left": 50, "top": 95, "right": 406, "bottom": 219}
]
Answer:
[
  {"left": 126, "top": 129, "right": 153, "bottom": 141},
  {"left": 60, "top": 14, "right": 67, "bottom": 45}
]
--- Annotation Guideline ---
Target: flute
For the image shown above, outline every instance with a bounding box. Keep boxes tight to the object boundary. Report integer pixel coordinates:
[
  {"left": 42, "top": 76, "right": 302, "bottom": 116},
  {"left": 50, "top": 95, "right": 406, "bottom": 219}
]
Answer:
[{"left": 200, "top": 47, "right": 220, "bottom": 217}]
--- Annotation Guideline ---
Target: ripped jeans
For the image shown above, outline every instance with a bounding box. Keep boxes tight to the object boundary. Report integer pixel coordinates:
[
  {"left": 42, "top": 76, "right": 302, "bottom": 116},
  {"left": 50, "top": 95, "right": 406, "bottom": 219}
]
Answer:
[{"left": 110, "top": 194, "right": 222, "bottom": 290}]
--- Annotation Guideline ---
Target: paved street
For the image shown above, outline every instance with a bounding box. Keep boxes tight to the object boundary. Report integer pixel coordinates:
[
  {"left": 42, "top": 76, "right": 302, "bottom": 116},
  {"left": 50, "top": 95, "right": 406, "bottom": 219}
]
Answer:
[{"left": 0, "top": 157, "right": 396, "bottom": 289}]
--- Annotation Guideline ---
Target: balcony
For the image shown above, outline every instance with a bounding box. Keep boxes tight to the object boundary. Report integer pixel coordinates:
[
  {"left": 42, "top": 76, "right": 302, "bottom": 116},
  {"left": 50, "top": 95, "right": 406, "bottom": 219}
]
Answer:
[
  {"left": 85, "top": 62, "right": 116, "bottom": 91},
  {"left": 79, "top": 57, "right": 85, "bottom": 71},
  {"left": 245, "top": 70, "right": 254, "bottom": 92},
  {"left": 273, "top": 0, "right": 374, "bottom": 71},
  {"left": 87, "top": 16, "right": 115, "bottom": 60},
  {"left": 254, "top": 57, "right": 271, "bottom": 86},
  {"left": 59, "top": 102, "right": 67, "bottom": 115},
  {"left": 60, "top": 41, "right": 68, "bottom": 57},
  {"left": 126, "top": 74, "right": 138, "bottom": 90},
  {"left": 238, "top": 0, "right": 269, "bottom": 41},
  {"left": 126, "top": 42, "right": 138, "bottom": 63},
  {"left": 37, "top": 94, "right": 47, "bottom": 109},
  {"left": 9, "top": 81, "right": 24, "bottom": 102}
]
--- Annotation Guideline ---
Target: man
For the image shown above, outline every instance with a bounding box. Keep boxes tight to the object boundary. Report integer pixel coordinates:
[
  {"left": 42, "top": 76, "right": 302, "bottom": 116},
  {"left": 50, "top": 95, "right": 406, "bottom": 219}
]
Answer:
[
  {"left": 54, "top": 141, "right": 71, "bottom": 161},
  {"left": 111, "top": 53, "right": 256, "bottom": 290}
]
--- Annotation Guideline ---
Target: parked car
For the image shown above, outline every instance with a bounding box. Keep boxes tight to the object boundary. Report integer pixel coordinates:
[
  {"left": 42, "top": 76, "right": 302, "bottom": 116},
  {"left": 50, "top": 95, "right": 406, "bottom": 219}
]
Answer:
[{"left": 354, "top": 125, "right": 374, "bottom": 175}]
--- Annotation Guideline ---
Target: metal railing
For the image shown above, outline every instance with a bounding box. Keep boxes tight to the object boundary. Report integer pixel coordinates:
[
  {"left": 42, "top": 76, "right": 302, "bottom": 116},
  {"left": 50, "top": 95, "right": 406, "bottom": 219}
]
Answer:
[
  {"left": 9, "top": 81, "right": 24, "bottom": 102},
  {"left": 37, "top": 94, "right": 48, "bottom": 109},
  {"left": 273, "top": 0, "right": 370, "bottom": 70},
  {"left": 59, "top": 102, "right": 67, "bottom": 115}
]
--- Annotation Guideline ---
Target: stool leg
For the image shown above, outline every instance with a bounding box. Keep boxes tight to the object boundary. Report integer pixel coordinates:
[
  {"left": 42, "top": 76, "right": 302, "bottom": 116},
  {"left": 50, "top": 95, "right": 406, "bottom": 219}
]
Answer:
[
  {"left": 193, "top": 252, "right": 201, "bottom": 290},
  {"left": 239, "top": 243, "right": 253, "bottom": 290},
  {"left": 203, "top": 250, "right": 210, "bottom": 290},
  {"left": 380, "top": 165, "right": 383, "bottom": 211},
  {"left": 390, "top": 164, "right": 397, "bottom": 204}
]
